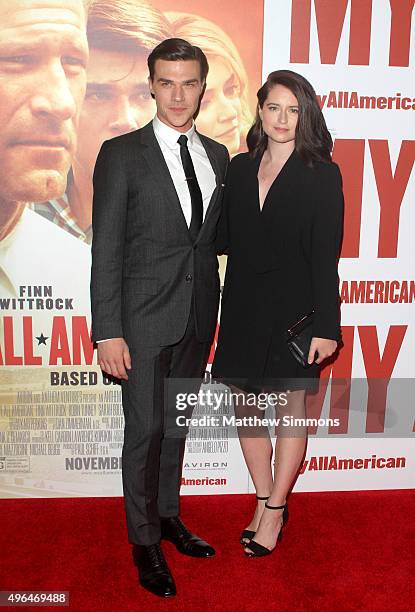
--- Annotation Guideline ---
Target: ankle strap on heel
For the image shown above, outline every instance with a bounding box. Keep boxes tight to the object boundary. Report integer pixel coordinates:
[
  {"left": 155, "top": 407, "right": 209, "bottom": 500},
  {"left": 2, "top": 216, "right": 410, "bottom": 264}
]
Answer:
[
  {"left": 256, "top": 495, "right": 269, "bottom": 500},
  {"left": 265, "top": 502, "right": 286, "bottom": 510}
]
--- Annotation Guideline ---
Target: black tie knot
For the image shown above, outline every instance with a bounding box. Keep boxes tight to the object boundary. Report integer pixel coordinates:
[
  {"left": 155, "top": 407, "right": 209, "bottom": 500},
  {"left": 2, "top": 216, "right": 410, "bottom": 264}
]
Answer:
[{"left": 178, "top": 134, "right": 188, "bottom": 147}]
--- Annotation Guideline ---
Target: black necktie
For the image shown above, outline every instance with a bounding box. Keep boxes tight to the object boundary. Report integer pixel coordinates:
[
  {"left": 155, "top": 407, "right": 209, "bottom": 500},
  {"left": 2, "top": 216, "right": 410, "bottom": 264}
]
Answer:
[{"left": 178, "top": 134, "right": 203, "bottom": 241}]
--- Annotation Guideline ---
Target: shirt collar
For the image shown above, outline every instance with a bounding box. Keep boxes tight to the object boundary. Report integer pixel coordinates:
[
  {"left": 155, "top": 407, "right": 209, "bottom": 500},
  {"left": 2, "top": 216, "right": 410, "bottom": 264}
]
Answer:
[
  {"left": 28, "top": 193, "right": 92, "bottom": 243},
  {"left": 153, "top": 115, "right": 196, "bottom": 150}
]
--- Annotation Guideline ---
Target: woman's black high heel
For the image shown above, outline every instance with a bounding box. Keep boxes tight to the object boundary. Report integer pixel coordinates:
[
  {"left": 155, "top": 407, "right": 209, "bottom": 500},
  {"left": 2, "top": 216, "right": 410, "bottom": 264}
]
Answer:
[
  {"left": 239, "top": 496, "right": 269, "bottom": 545},
  {"left": 244, "top": 502, "right": 288, "bottom": 557}
]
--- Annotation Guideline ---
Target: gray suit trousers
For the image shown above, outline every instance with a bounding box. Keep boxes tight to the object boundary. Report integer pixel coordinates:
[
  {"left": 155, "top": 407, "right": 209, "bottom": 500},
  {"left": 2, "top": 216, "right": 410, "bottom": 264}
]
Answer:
[{"left": 120, "top": 304, "right": 210, "bottom": 545}]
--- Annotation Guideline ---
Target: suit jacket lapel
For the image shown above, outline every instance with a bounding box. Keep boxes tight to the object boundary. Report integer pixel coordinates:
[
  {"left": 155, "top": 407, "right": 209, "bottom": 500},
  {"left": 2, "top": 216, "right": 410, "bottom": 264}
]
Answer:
[
  {"left": 198, "top": 133, "right": 221, "bottom": 185},
  {"left": 136, "top": 123, "right": 225, "bottom": 243},
  {"left": 197, "top": 132, "right": 224, "bottom": 232},
  {"left": 137, "top": 122, "right": 191, "bottom": 239}
]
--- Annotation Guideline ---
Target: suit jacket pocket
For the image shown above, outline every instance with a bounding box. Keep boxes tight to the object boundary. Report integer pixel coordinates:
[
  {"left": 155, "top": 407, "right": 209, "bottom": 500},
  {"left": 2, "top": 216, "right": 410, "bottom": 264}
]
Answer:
[{"left": 123, "top": 277, "right": 159, "bottom": 295}]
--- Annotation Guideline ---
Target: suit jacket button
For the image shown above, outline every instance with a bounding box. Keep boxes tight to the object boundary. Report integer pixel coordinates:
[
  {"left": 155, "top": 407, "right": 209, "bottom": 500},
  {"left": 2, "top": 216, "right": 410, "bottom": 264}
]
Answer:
[{"left": 185, "top": 274, "right": 193, "bottom": 282}]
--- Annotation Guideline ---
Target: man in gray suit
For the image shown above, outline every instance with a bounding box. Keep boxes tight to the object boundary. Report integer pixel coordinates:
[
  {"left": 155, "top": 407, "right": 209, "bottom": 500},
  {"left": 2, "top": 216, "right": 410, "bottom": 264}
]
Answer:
[{"left": 90, "top": 38, "right": 228, "bottom": 598}]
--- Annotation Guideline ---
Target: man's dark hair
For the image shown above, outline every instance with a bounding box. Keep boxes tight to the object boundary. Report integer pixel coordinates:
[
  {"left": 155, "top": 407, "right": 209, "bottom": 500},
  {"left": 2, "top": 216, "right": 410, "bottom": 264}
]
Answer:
[{"left": 148, "top": 37, "right": 209, "bottom": 83}]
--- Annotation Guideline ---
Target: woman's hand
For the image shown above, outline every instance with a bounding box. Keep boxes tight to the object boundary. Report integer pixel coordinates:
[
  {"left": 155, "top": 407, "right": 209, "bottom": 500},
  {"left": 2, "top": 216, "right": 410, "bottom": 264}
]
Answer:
[{"left": 308, "top": 337, "right": 337, "bottom": 365}]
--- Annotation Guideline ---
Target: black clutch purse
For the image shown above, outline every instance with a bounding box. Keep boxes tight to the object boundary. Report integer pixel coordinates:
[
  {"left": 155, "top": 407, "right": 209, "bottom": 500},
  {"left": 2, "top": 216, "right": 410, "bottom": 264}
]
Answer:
[{"left": 286, "top": 311, "right": 315, "bottom": 368}]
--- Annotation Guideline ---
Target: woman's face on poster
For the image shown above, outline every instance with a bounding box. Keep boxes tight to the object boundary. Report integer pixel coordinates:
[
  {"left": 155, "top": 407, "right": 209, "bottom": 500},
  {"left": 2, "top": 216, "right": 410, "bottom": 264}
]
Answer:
[{"left": 197, "top": 56, "right": 243, "bottom": 155}]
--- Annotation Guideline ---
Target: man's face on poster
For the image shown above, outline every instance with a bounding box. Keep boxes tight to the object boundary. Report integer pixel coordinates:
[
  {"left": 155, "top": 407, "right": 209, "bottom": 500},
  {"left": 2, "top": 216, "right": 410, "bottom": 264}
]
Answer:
[
  {"left": 76, "top": 48, "right": 154, "bottom": 178},
  {"left": 0, "top": 0, "right": 88, "bottom": 204}
]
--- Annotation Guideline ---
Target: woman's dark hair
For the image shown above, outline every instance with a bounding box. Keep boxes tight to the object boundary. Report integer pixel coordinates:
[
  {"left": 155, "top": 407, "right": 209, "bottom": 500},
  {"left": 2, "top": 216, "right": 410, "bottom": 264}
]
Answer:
[
  {"left": 148, "top": 37, "right": 209, "bottom": 83},
  {"left": 247, "top": 70, "right": 332, "bottom": 165}
]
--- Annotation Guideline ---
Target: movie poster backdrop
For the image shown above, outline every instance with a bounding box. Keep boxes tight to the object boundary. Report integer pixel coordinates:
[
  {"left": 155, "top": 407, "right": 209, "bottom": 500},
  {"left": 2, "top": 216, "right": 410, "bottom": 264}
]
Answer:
[{"left": 0, "top": 0, "right": 413, "bottom": 498}]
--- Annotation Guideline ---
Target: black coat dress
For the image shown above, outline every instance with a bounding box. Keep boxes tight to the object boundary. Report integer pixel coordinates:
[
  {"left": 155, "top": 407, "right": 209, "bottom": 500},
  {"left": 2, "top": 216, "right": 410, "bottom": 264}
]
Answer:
[{"left": 211, "top": 149, "right": 344, "bottom": 391}]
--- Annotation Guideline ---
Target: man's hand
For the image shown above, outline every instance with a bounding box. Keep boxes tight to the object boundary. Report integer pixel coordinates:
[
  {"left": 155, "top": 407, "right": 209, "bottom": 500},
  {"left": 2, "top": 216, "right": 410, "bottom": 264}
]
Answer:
[
  {"left": 97, "top": 338, "right": 131, "bottom": 380},
  {"left": 308, "top": 337, "right": 337, "bottom": 365}
]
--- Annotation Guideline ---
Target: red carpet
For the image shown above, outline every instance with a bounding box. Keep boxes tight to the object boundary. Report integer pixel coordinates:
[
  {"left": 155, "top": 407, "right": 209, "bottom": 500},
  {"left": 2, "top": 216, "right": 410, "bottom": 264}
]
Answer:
[{"left": 1, "top": 491, "right": 414, "bottom": 611}]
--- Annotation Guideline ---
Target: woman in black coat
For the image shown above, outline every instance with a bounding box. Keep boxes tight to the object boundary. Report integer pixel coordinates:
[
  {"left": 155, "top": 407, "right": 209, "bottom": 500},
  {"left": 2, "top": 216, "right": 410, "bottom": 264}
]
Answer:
[{"left": 212, "top": 70, "right": 344, "bottom": 557}]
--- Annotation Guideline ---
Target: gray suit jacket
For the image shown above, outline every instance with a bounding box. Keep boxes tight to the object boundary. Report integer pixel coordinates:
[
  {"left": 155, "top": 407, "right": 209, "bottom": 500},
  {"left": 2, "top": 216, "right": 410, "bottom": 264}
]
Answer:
[{"left": 90, "top": 121, "right": 229, "bottom": 347}]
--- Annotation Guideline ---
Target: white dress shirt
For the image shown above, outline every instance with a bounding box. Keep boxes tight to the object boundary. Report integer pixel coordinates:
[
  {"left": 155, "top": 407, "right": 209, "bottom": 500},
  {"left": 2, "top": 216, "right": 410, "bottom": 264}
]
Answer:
[
  {"left": 152, "top": 114, "right": 216, "bottom": 227},
  {"left": 98, "top": 116, "right": 216, "bottom": 343}
]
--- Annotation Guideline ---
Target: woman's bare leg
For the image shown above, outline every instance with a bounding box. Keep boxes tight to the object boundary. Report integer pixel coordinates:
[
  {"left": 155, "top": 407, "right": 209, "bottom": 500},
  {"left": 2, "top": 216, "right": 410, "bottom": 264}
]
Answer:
[
  {"left": 244, "top": 389, "right": 307, "bottom": 553},
  {"left": 232, "top": 387, "right": 273, "bottom": 542}
]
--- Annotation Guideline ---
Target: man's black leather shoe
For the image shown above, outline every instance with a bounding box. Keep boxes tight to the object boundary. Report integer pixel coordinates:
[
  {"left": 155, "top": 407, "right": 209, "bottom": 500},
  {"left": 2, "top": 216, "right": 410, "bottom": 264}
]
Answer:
[
  {"left": 160, "top": 516, "right": 216, "bottom": 557},
  {"left": 133, "top": 543, "right": 176, "bottom": 598}
]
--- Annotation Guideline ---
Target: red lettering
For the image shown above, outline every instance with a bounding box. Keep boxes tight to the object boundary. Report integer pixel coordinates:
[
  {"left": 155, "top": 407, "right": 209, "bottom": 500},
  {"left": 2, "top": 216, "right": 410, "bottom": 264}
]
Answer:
[
  {"left": 390, "top": 280, "right": 399, "bottom": 303},
  {"left": 365, "top": 281, "right": 374, "bottom": 303},
  {"left": 308, "top": 457, "right": 318, "bottom": 470},
  {"left": 369, "top": 140, "right": 415, "bottom": 258},
  {"left": 349, "top": 0, "right": 372, "bottom": 65},
  {"left": 389, "top": 0, "right": 415, "bottom": 67},
  {"left": 332, "top": 139, "right": 365, "bottom": 257},
  {"left": 316, "top": 94, "right": 326, "bottom": 108},
  {"left": 3, "top": 317, "right": 23, "bottom": 365},
  {"left": 290, "top": 0, "right": 312, "bottom": 62},
  {"left": 72, "top": 317, "right": 94, "bottom": 365},
  {"left": 327, "top": 91, "right": 338, "bottom": 108},
  {"left": 23, "top": 317, "right": 42, "bottom": 365},
  {"left": 49, "top": 317, "right": 71, "bottom": 365},
  {"left": 340, "top": 281, "right": 349, "bottom": 303},
  {"left": 349, "top": 281, "right": 365, "bottom": 303},
  {"left": 359, "top": 325, "right": 407, "bottom": 432},
  {"left": 399, "top": 282, "right": 408, "bottom": 303},
  {"left": 348, "top": 91, "right": 359, "bottom": 108},
  {"left": 373, "top": 281, "right": 383, "bottom": 303},
  {"left": 290, "top": 0, "right": 372, "bottom": 64},
  {"left": 377, "top": 97, "right": 387, "bottom": 110},
  {"left": 290, "top": 0, "right": 414, "bottom": 66}
]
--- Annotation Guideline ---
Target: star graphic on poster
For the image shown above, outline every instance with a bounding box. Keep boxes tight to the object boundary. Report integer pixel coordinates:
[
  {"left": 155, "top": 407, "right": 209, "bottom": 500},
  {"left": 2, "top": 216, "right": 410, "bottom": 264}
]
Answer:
[{"left": 36, "top": 333, "right": 48, "bottom": 346}]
